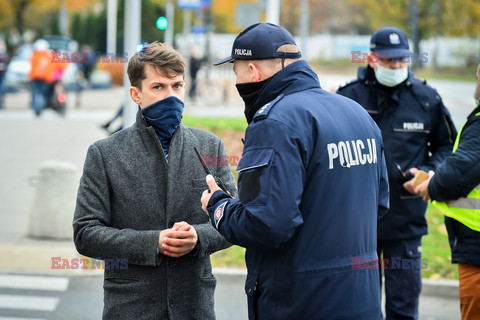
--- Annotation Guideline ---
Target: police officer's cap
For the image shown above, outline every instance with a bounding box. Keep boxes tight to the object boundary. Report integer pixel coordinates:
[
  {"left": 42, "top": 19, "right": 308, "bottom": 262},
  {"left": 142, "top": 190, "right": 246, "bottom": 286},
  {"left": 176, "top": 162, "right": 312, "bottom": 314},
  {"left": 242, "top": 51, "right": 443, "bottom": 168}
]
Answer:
[
  {"left": 213, "top": 23, "right": 301, "bottom": 66},
  {"left": 370, "top": 27, "right": 411, "bottom": 59}
]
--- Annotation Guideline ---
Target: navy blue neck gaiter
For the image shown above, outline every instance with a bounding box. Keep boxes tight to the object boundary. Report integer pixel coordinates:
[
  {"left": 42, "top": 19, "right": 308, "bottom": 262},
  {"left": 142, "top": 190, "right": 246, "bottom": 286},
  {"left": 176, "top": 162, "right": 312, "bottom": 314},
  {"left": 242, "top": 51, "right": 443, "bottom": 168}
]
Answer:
[{"left": 141, "top": 96, "right": 184, "bottom": 157}]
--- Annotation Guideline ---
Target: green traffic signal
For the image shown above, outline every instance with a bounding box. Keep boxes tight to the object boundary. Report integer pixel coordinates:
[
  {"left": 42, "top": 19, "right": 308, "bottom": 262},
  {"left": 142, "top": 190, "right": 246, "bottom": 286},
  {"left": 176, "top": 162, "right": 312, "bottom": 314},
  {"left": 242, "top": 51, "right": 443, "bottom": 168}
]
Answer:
[{"left": 156, "top": 16, "right": 168, "bottom": 30}]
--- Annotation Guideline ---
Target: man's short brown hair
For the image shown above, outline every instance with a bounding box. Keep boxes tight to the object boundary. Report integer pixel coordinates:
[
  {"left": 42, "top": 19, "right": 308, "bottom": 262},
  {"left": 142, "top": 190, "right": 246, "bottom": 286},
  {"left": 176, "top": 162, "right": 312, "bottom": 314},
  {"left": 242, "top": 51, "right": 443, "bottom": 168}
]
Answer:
[{"left": 127, "top": 42, "right": 186, "bottom": 89}]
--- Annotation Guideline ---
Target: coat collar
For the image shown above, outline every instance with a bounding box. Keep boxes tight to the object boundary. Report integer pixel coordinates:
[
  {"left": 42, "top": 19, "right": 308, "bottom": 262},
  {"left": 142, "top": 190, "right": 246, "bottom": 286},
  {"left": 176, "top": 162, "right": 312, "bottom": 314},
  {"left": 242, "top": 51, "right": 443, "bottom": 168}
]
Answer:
[
  {"left": 252, "top": 60, "right": 321, "bottom": 112},
  {"left": 134, "top": 108, "right": 148, "bottom": 129}
]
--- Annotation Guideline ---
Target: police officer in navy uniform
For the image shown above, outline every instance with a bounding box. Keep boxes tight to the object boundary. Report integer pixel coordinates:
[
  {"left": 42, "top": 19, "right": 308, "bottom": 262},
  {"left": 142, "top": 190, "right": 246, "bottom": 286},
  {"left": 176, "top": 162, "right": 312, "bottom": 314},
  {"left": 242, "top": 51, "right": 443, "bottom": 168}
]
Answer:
[
  {"left": 201, "top": 22, "right": 390, "bottom": 319},
  {"left": 337, "top": 27, "right": 457, "bottom": 320}
]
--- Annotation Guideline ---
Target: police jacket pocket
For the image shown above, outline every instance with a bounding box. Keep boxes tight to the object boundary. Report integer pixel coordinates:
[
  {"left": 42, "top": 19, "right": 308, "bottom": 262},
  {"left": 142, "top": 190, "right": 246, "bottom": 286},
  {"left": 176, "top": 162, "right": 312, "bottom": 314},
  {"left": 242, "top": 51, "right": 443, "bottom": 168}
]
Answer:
[
  {"left": 245, "top": 274, "right": 259, "bottom": 320},
  {"left": 237, "top": 148, "right": 274, "bottom": 204},
  {"left": 245, "top": 273, "right": 257, "bottom": 296},
  {"left": 404, "top": 242, "right": 421, "bottom": 259}
]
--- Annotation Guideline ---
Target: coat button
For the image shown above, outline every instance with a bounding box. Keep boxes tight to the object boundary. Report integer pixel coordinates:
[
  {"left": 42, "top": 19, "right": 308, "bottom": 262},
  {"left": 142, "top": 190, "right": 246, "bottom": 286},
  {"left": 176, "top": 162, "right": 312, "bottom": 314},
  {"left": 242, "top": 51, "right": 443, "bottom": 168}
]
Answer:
[
  {"left": 169, "top": 261, "right": 177, "bottom": 268},
  {"left": 169, "top": 299, "right": 175, "bottom": 308}
]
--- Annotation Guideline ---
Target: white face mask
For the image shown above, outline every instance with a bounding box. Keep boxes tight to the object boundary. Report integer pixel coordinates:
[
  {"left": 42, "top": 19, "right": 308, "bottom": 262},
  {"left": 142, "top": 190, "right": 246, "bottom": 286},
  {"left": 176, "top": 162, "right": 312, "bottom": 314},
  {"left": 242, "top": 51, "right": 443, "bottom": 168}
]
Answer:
[{"left": 374, "top": 64, "right": 408, "bottom": 87}]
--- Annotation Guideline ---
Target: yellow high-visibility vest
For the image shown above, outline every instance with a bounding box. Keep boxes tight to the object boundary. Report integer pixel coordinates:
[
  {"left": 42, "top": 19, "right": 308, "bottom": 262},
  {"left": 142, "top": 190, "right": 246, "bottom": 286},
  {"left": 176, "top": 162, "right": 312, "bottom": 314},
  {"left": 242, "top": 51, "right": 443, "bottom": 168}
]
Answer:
[{"left": 433, "top": 112, "right": 480, "bottom": 232}]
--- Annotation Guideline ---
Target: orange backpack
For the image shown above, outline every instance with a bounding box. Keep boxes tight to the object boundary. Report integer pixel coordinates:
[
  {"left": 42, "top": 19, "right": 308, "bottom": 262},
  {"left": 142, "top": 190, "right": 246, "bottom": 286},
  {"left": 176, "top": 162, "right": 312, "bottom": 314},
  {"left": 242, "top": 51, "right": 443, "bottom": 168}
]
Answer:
[{"left": 29, "top": 50, "right": 69, "bottom": 83}]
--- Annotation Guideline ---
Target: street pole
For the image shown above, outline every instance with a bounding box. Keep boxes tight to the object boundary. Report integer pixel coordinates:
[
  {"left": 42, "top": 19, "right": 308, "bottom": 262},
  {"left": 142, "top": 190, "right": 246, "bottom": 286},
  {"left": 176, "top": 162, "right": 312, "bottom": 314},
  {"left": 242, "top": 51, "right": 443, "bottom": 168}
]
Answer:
[
  {"left": 107, "top": 0, "right": 118, "bottom": 54},
  {"left": 265, "top": 0, "right": 280, "bottom": 25},
  {"left": 183, "top": 9, "right": 192, "bottom": 81},
  {"left": 299, "top": 0, "right": 309, "bottom": 57},
  {"left": 122, "top": 0, "right": 141, "bottom": 128},
  {"left": 59, "top": 0, "right": 69, "bottom": 36},
  {"left": 165, "top": 0, "right": 174, "bottom": 47},
  {"left": 409, "top": 0, "right": 420, "bottom": 70}
]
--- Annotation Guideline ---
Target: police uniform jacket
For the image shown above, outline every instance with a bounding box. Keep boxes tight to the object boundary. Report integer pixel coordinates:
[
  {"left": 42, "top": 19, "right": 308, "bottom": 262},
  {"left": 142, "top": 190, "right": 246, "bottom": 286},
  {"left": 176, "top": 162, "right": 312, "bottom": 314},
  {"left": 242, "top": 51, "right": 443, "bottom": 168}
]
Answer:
[
  {"left": 428, "top": 105, "right": 480, "bottom": 267},
  {"left": 206, "top": 60, "right": 390, "bottom": 319},
  {"left": 337, "top": 66, "right": 456, "bottom": 240},
  {"left": 73, "top": 110, "right": 237, "bottom": 320}
]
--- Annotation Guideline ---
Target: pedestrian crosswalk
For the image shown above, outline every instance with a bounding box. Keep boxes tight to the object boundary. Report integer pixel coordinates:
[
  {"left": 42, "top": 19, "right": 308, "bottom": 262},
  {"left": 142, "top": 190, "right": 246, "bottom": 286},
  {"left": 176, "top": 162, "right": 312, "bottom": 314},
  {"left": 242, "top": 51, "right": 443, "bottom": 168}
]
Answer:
[{"left": 0, "top": 274, "right": 69, "bottom": 319}]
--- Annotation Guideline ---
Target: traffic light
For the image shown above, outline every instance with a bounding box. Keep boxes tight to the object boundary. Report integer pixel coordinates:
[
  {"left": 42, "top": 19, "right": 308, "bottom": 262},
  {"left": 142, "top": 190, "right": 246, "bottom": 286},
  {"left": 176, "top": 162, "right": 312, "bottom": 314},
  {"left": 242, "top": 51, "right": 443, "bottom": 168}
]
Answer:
[{"left": 156, "top": 16, "right": 168, "bottom": 30}]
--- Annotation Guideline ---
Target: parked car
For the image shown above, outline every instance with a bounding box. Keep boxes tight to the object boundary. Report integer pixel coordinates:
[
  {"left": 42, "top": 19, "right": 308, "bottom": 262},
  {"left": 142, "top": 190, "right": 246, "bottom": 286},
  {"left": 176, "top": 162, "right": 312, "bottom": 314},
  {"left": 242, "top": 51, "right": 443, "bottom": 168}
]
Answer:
[{"left": 4, "top": 44, "right": 32, "bottom": 91}]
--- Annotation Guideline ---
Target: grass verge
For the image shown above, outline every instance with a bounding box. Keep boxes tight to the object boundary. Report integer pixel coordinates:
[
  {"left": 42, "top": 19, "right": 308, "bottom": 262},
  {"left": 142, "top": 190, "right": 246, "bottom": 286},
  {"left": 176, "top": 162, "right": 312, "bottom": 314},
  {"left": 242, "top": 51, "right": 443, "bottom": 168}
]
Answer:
[
  {"left": 182, "top": 115, "right": 246, "bottom": 133},
  {"left": 422, "top": 204, "right": 458, "bottom": 280}
]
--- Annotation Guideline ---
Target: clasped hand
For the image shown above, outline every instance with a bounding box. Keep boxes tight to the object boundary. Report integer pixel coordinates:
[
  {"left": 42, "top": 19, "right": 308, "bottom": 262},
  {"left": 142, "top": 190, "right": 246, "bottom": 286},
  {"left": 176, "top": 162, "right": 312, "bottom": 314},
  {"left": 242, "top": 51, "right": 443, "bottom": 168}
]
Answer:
[{"left": 158, "top": 221, "right": 198, "bottom": 258}]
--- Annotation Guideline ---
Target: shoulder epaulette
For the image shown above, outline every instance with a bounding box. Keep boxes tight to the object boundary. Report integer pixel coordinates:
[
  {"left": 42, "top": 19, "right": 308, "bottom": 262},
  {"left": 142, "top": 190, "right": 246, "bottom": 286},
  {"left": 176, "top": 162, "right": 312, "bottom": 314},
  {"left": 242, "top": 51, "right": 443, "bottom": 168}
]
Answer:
[
  {"left": 253, "top": 94, "right": 285, "bottom": 122},
  {"left": 408, "top": 76, "right": 442, "bottom": 110},
  {"left": 337, "top": 79, "right": 363, "bottom": 91}
]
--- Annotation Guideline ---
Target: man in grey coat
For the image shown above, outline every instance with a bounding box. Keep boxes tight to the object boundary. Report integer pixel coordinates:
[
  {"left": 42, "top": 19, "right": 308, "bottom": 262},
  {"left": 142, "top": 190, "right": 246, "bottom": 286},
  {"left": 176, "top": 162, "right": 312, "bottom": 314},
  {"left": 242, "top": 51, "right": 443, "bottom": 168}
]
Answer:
[{"left": 73, "top": 42, "right": 237, "bottom": 319}]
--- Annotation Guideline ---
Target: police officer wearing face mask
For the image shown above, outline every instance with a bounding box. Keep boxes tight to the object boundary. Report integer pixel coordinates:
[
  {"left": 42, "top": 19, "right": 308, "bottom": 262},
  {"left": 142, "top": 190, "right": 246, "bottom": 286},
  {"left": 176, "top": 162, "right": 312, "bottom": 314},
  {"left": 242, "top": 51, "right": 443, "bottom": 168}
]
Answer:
[{"left": 337, "top": 27, "right": 457, "bottom": 320}]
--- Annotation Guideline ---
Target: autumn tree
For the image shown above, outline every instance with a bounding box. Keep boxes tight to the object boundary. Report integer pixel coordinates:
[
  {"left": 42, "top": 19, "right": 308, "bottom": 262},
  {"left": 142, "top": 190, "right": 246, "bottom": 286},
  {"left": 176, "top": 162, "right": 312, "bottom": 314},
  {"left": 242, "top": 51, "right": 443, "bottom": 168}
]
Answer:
[
  {"left": 0, "top": 0, "right": 99, "bottom": 49},
  {"left": 347, "top": 0, "right": 480, "bottom": 39}
]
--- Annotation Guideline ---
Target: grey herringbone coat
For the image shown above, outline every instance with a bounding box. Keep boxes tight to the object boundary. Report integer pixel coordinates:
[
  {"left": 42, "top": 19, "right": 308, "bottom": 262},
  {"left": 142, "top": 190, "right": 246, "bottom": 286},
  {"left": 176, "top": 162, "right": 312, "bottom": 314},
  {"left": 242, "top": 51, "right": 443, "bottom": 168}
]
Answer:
[{"left": 73, "top": 111, "right": 237, "bottom": 319}]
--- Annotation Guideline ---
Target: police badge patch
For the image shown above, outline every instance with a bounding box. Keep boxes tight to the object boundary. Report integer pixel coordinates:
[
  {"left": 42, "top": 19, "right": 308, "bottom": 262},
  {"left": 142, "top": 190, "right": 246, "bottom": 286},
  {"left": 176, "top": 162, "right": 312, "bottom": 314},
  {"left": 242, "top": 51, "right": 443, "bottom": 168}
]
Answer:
[
  {"left": 214, "top": 201, "right": 227, "bottom": 229},
  {"left": 389, "top": 33, "right": 400, "bottom": 45}
]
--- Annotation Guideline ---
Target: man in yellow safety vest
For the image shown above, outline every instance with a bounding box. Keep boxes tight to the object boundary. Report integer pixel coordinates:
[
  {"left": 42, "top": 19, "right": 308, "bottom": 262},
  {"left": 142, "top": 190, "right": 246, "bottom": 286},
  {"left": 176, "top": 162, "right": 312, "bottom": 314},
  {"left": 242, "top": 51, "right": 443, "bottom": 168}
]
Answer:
[{"left": 412, "top": 63, "right": 480, "bottom": 320}]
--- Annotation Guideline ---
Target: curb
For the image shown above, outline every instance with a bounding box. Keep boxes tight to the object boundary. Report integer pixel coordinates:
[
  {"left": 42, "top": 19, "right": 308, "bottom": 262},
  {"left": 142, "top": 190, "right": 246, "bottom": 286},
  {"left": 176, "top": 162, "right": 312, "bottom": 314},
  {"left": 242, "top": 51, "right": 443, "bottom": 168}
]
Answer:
[
  {"left": 0, "top": 240, "right": 459, "bottom": 299},
  {"left": 212, "top": 267, "right": 460, "bottom": 299},
  {"left": 421, "top": 278, "right": 459, "bottom": 299}
]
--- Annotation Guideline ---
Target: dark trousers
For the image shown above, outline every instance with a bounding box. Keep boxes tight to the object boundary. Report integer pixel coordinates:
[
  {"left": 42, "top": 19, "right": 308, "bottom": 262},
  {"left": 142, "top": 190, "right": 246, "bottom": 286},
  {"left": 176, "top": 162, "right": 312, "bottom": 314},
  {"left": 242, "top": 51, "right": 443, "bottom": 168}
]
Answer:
[
  {"left": 378, "top": 237, "right": 423, "bottom": 320},
  {"left": 30, "top": 79, "right": 49, "bottom": 115}
]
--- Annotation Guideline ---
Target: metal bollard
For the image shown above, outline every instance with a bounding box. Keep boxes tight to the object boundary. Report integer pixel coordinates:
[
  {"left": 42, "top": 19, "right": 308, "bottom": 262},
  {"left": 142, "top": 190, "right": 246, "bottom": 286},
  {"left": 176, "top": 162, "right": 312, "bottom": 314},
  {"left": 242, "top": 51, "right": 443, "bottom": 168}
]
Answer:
[{"left": 27, "top": 160, "right": 79, "bottom": 240}]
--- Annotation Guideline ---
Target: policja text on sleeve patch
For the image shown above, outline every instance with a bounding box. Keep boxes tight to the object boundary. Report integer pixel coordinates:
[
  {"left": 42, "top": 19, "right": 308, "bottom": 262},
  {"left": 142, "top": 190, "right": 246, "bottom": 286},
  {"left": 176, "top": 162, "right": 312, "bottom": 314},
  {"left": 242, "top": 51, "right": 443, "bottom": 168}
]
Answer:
[{"left": 214, "top": 201, "right": 228, "bottom": 229}]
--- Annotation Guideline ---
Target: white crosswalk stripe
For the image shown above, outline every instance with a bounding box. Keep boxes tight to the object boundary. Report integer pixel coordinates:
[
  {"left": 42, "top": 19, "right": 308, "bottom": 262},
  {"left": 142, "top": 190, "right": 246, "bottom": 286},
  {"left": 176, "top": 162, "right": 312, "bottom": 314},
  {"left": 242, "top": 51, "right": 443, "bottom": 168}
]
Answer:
[
  {"left": 0, "top": 295, "right": 58, "bottom": 311},
  {"left": 0, "top": 317, "right": 46, "bottom": 320},
  {"left": 0, "top": 275, "right": 68, "bottom": 291},
  {"left": 0, "top": 274, "right": 69, "bottom": 317}
]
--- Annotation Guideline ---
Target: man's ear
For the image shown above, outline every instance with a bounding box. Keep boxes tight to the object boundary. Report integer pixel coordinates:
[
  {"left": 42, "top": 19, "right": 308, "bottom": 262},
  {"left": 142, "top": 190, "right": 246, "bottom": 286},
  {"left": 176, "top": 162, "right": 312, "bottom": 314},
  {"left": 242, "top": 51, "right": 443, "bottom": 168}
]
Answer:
[
  {"left": 368, "top": 53, "right": 379, "bottom": 71},
  {"left": 248, "top": 62, "right": 263, "bottom": 82},
  {"left": 130, "top": 87, "right": 141, "bottom": 105}
]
